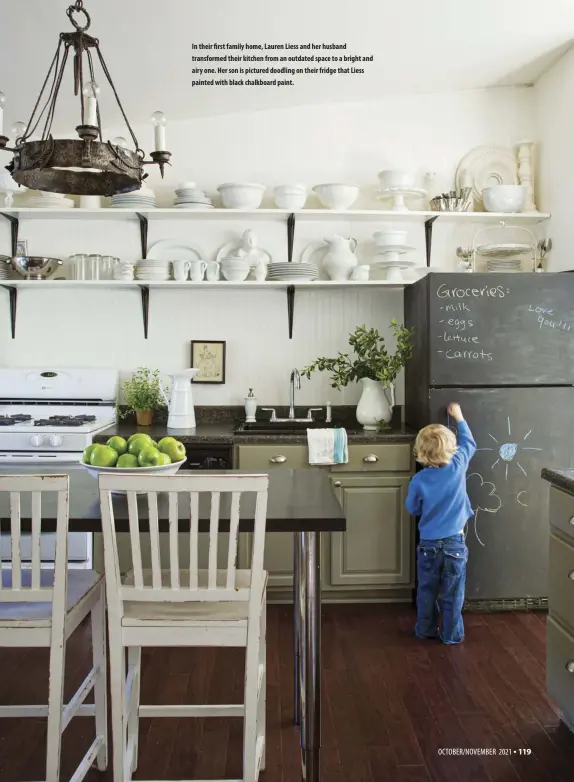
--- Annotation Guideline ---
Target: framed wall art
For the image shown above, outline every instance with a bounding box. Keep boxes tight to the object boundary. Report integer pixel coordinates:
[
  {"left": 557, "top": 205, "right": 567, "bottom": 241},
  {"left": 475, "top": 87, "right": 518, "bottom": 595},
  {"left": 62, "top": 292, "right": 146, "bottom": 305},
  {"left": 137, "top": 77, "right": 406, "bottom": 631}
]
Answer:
[{"left": 190, "top": 340, "right": 226, "bottom": 384}]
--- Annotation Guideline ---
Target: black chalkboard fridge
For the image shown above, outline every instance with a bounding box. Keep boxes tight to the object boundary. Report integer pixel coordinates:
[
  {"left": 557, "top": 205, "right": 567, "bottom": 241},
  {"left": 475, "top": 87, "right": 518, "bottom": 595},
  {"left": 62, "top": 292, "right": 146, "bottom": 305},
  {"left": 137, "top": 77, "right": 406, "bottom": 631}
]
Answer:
[{"left": 404, "top": 273, "right": 574, "bottom": 603}]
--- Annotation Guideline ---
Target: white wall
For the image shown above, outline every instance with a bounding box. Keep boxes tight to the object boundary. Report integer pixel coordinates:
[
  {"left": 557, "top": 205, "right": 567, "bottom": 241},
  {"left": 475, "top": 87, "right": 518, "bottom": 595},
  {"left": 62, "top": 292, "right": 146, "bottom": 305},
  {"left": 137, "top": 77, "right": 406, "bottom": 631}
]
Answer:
[
  {"left": 0, "top": 87, "right": 535, "bottom": 406},
  {"left": 535, "top": 46, "right": 574, "bottom": 272}
]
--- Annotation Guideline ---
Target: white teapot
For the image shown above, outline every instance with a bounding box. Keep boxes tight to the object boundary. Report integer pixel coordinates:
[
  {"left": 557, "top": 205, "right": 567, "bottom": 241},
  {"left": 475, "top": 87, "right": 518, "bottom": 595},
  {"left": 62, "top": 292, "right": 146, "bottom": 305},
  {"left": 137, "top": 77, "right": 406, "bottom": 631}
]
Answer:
[{"left": 322, "top": 235, "right": 358, "bottom": 280}]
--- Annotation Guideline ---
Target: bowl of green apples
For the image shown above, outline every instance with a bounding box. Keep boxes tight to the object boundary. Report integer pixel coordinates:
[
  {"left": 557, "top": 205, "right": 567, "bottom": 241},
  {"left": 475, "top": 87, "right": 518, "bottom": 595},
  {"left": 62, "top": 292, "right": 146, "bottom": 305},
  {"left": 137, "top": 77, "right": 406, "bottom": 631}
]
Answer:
[{"left": 80, "top": 433, "right": 186, "bottom": 481}]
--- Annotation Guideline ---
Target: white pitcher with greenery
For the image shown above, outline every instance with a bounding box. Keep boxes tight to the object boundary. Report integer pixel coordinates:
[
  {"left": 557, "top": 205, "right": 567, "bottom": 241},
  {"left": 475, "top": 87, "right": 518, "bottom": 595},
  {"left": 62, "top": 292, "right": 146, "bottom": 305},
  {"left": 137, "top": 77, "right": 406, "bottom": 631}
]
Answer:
[{"left": 301, "top": 321, "right": 415, "bottom": 430}]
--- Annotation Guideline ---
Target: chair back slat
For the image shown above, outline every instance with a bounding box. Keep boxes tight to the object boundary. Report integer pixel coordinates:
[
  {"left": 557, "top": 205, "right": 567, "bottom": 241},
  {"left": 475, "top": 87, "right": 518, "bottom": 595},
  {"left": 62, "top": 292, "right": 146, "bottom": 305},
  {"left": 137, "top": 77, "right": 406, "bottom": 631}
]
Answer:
[
  {"left": 226, "top": 491, "right": 241, "bottom": 589},
  {"left": 189, "top": 491, "right": 199, "bottom": 589},
  {"left": 208, "top": 491, "right": 220, "bottom": 590},
  {"left": 0, "top": 475, "right": 69, "bottom": 605},
  {"left": 30, "top": 491, "right": 42, "bottom": 589},
  {"left": 127, "top": 490, "right": 143, "bottom": 588},
  {"left": 168, "top": 492, "right": 180, "bottom": 589},
  {"left": 98, "top": 473, "right": 269, "bottom": 610},
  {"left": 147, "top": 492, "right": 162, "bottom": 589}
]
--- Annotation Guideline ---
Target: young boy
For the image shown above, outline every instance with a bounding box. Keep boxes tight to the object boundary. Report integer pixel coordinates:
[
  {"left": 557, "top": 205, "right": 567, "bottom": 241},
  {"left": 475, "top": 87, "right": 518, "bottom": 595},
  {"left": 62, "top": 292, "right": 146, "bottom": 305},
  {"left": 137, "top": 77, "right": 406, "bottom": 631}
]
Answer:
[{"left": 405, "top": 403, "right": 477, "bottom": 645}]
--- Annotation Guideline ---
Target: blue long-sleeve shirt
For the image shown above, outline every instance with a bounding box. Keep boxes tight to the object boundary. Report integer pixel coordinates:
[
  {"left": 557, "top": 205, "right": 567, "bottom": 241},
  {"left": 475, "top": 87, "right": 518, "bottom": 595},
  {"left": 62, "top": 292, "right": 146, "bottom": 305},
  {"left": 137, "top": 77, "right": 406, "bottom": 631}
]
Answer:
[{"left": 405, "top": 420, "right": 477, "bottom": 540}]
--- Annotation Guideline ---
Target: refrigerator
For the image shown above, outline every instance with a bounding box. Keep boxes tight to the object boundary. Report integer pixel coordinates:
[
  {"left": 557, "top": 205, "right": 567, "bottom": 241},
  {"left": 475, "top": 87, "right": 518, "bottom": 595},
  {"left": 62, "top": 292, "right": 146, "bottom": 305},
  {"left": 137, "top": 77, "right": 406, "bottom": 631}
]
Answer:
[{"left": 404, "top": 273, "right": 574, "bottom": 603}]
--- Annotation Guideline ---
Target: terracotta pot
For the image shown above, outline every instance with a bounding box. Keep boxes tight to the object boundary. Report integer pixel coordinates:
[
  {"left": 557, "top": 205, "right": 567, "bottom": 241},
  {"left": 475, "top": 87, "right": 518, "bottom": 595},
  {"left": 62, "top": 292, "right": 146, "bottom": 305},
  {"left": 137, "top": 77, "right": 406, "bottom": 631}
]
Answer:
[{"left": 135, "top": 409, "right": 154, "bottom": 426}]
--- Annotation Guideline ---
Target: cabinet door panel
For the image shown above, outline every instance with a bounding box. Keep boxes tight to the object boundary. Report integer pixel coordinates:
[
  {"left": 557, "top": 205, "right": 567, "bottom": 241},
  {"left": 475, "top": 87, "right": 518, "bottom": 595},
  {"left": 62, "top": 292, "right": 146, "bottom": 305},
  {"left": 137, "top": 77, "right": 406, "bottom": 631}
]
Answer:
[{"left": 330, "top": 475, "right": 412, "bottom": 586}]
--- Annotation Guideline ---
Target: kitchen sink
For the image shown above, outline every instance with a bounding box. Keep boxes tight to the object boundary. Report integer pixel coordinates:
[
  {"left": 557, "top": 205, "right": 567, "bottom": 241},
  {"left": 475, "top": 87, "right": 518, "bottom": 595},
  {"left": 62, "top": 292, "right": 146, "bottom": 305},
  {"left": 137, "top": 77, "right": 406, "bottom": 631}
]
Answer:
[{"left": 234, "top": 421, "right": 338, "bottom": 435}]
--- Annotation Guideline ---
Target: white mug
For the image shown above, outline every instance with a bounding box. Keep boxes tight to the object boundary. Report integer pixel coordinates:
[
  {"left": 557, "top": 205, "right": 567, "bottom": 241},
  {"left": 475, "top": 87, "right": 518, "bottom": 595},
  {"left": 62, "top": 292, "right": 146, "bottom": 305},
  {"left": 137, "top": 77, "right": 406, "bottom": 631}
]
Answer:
[
  {"left": 172, "top": 260, "right": 191, "bottom": 281},
  {"left": 351, "top": 264, "right": 370, "bottom": 281},
  {"left": 189, "top": 260, "right": 207, "bottom": 281},
  {"left": 205, "top": 261, "right": 220, "bottom": 281}
]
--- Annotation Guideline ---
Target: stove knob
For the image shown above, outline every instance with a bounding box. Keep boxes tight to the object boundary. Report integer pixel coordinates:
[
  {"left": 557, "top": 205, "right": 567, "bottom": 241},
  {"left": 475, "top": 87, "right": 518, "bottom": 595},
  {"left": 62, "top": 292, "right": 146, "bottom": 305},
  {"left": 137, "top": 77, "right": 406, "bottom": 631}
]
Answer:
[
  {"left": 49, "top": 435, "right": 63, "bottom": 447},
  {"left": 30, "top": 434, "right": 44, "bottom": 447}
]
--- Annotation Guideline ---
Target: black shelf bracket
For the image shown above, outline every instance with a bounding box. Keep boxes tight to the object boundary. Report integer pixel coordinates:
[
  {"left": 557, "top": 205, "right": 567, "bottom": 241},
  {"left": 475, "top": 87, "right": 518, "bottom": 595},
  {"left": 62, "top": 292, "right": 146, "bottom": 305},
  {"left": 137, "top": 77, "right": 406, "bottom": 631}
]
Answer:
[
  {"left": 287, "top": 212, "right": 295, "bottom": 262},
  {"left": 1, "top": 284, "right": 17, "bottom": 338},
  {"left": 136, "top": 213, "right": 148, "bottom": 259},
  {"left": 287, "top": 285, "right": 295, "bottom": 339},
  {"left": 424, "top": 216, "right": 438, "bottom": 267},
  {"left": 138, "top": 285, "right": 150, "bottom": 338},
  {"left": 0, "top": 212, "right": 20, "bottom": 258}
]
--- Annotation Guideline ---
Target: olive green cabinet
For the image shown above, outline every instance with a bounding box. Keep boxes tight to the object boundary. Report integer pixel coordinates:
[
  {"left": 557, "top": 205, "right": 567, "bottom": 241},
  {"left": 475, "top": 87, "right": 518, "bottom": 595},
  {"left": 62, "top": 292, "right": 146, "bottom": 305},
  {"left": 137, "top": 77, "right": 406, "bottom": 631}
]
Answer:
[{"left": 329, "top": 474, "right": 412, "bottom": 588}]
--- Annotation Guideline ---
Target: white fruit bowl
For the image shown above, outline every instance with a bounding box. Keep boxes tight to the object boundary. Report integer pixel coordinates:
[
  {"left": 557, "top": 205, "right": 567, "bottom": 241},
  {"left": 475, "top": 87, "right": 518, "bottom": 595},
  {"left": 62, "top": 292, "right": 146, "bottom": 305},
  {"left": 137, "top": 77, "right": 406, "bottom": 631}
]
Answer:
[
  {"left": 80, "top": 458, "right": 186, "bottom": 482},
  {"left": 217, "top": 183, "right": 265, "bottom": 209},
  {"left": 312, "top": 183, "right": 358, "bottom": 210},
  {"left": 273, "top": 185, "right": 307, "bottom": 210}
]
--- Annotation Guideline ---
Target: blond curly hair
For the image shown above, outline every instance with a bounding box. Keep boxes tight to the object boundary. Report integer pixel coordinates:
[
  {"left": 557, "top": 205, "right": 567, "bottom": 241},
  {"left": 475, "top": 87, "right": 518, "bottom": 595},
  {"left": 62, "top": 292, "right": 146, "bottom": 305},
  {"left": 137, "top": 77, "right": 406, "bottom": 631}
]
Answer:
[{"left": 414, "top": 423, "right": 458, "bottom": 468}]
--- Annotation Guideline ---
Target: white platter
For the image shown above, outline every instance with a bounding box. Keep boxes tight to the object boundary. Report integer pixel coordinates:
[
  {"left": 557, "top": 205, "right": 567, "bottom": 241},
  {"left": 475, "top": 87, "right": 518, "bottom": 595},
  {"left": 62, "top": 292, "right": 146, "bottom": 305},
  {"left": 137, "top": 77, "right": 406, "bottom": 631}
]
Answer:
[
  {"left": 147, "top": 239, "right": 206, "bottom": 262},
  {"left": 80, "top": 457, "right": 186, "bottom": 493},
  {"left": 455, "top": 146, "right": 518, "bottom": 203},
  {"left": 476, "top": 243, "right": 532, "bottom": 257}
]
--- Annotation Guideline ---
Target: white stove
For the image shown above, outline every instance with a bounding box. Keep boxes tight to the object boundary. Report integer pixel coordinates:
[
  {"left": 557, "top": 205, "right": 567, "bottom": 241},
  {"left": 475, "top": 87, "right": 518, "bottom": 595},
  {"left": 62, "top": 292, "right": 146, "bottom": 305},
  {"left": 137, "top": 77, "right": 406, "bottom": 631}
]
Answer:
[
  {"left": 0, "top": 368, "right": 117, "bottom": 464},
  {"left": 0, "top": 368, "right": 118, "bottom": 566}
]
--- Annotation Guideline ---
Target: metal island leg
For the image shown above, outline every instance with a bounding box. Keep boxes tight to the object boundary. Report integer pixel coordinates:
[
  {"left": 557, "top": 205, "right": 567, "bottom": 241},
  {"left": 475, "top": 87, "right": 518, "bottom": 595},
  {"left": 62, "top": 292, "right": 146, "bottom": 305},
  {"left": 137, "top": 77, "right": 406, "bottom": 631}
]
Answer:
[
  {"left": 293, "top": 531, "right": 302, "bottom": 726},
  {"left": 301, "top": 530, "right": 321, "bottom": 782}
]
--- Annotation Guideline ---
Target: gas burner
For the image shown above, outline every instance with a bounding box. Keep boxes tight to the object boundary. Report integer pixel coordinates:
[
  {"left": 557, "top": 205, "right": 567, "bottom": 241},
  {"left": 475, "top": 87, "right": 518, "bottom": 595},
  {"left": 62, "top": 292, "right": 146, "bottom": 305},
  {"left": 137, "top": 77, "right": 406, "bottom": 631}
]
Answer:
[
  {"left": 0, "top": 414, "right": 33, "bottom": 426},
  {"left": 35, "top": 416, "right": 89, "bottom": 427}
]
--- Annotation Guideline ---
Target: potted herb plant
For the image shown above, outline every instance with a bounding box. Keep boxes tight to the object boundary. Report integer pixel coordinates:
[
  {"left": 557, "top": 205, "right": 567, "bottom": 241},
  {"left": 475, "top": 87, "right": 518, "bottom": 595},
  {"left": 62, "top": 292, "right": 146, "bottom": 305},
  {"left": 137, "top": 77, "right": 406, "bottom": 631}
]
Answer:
[
  {"left": 301, "top": 321, "right": 415, "bottom": 430},
  {"left": 120, "top": 367, "right": 164, "bottom": 426}
]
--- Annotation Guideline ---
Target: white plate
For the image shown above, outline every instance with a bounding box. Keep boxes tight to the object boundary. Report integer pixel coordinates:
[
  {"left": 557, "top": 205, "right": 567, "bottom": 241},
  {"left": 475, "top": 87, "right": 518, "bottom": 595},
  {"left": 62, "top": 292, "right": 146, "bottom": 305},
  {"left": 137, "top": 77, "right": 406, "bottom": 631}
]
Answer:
[
  {"left": 455, "top": 146, "right": 518, "bottom": 203},
  {"left": 173, "top": 204, "right": 214, "bottom": 209},
  {"left": 300, "top": 240, "right": 330, "bottom": 269},
  {"left": 147, "top": 240, "right": 206, "bottom": 262},
  {"left": 374, "top": 245, "right": 416, "bottom": 255},
  {"left": 476, "top": 243, "right": 532, "bottom": 257}
]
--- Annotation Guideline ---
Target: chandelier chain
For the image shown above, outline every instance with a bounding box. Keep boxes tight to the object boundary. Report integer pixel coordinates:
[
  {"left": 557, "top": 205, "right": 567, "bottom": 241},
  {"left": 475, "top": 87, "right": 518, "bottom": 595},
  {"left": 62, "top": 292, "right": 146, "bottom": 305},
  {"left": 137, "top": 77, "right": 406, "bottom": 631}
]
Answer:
[
  {"left": 66, "top": 1, "right": 90, "bottom": 33},
  {"left": 94, "top": 44, "right": 141, "bottom": 153}
]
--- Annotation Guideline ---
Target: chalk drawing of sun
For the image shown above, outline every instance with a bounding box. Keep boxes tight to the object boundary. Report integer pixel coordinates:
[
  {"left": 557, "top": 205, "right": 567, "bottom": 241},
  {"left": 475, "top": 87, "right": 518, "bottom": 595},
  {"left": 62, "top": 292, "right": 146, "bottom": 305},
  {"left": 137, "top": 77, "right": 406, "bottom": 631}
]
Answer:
[{"left": 477, "top": 416, "right": 542, "bottom": 484}]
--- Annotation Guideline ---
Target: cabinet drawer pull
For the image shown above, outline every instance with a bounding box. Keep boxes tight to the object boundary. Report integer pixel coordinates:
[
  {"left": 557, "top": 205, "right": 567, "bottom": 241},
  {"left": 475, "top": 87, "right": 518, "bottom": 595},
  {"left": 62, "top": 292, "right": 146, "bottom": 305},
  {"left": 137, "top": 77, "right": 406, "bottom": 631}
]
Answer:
[
  {"left": 270, "top": 455, "right": 287, "bottom": 464},
  {"left": 334, "top": 480, "right": 342, "bottom": 487},
  {"left": 570, "top": 516, "right": 574, "bottom": 527},
  {"left": 363, "top": 454, "right": 379, "bottom": 463},
  {"left": 566, "top": 660, "right": 574, "bottom": 674},
  {"left": 569, "top": 570, "right": 574, "bottom": 581}
]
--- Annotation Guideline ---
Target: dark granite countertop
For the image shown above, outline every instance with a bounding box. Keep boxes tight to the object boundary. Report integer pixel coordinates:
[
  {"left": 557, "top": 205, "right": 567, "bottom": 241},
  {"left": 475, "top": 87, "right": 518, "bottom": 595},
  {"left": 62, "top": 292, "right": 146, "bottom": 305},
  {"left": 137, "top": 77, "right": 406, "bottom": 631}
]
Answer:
[
  {"left": 95, "top": 422, "right": 416, "bottom": 447},
  {"left": 541, "top": 468, "right": 574, "bottom": 494}
]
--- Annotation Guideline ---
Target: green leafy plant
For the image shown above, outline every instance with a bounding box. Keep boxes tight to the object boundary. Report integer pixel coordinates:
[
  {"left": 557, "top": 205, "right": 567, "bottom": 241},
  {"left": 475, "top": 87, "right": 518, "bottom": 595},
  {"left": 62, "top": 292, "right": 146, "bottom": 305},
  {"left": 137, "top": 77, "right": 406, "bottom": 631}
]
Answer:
[
  {"left": 301, "top": 321, "right": 415, "bottom": 390},
  {"left": 119, "top": 367, "right": 165, "bottom": 417}
]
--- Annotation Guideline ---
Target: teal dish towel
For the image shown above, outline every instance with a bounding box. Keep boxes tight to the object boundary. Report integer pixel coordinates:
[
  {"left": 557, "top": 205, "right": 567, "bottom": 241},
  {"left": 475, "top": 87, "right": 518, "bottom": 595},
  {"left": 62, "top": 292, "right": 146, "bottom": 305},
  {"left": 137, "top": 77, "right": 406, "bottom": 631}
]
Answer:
[{"left": 307, "top": 427, "right": 349, "bottom": 465}]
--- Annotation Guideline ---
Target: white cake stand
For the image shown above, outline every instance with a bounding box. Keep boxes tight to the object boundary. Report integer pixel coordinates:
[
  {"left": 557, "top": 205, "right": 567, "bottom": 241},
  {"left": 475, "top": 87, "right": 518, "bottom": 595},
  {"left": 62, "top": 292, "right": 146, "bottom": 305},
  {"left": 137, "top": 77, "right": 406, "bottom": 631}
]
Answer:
[{"left": 377, "top": 187, "right": 428, "bottom": 212}]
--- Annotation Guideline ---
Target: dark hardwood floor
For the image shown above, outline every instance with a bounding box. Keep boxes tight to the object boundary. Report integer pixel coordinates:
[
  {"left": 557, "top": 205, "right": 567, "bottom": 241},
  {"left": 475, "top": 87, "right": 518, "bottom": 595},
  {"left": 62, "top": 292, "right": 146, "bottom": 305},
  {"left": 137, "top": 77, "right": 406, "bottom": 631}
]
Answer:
[{"left": 1, "top": 605, "right": 573, "bottom": 781}]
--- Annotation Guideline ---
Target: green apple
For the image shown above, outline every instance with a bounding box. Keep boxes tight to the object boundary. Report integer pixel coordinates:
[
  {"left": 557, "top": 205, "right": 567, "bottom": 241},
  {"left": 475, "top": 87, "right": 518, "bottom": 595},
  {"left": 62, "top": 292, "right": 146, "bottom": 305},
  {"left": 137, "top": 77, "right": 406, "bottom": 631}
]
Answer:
[
  {"left": 82, "top": 443, "right": 99, "bottom": 464},
  {"left": 159, "top": 439, "right": 186, "bottom": 463},
  {"left": 128, "top": 434, "right": 155, "bottom": 457},
  {"left": 106, "top": 435, "right": 128, "bottom": 456},
  {"left": 138, "top": 446, "right": 164, "bottom": 467},
  {"left": 117, "top": 453, "right": 139, "bottom": 468},
  {"left": 90, "top": 444, "right": 118, "bottom": 468},
  {"left": 156, "top": 452, "right": 171, "bottom": 466},
  {"left": 127, "top": 432, "right": 153, "bottom": 446}
]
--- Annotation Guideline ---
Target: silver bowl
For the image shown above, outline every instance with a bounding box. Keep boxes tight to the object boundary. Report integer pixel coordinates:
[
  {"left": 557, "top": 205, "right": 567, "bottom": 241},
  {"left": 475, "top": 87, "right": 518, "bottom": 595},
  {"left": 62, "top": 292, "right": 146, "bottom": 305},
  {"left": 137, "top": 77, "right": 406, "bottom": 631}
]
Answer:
[{"left": 8, "top": 256, "right": 63, "bottom": 279}]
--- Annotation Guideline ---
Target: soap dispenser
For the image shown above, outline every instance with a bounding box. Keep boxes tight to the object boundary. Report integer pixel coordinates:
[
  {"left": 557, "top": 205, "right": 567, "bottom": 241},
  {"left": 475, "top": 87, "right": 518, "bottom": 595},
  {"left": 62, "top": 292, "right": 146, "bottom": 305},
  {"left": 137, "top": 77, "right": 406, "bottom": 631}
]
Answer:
[{"left": 244, "top": 388, "right": 257, "bottom": 423}]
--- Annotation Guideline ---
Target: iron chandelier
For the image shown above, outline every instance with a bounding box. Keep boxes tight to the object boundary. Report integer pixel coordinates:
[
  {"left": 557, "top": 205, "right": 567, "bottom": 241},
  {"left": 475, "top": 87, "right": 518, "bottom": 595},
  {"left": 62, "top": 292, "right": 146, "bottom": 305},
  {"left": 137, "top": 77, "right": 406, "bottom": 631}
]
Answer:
[{"left": 0, "top": 0, "right": 171, "bottom": 197}]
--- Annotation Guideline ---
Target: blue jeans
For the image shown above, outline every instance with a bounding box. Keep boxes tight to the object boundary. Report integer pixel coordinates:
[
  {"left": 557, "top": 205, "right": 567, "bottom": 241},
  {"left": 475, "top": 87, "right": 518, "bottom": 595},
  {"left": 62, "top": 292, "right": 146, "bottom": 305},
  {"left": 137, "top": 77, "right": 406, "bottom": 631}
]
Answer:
[{"left": 415, "top": 533, "right": 468, "bottom": 645}]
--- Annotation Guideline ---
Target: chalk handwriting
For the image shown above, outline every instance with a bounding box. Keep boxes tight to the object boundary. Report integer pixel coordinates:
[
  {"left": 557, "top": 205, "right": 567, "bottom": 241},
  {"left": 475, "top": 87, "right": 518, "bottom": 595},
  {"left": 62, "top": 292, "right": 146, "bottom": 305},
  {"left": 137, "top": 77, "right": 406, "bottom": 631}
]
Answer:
[
  {"left": 538, "top": 316, "right": 572, "bottom": 333},
  {"left": 436, "top": 284, "right": 509, "bottom": 299},
  {"left": 438, "top": 333, "right": 480, "bottom": 344},
  {"left": 446, "top": 318, "right": 474, "bottom": 331},
  {"left": 437, "top": 349, "right": 493, "bottom": 361}
]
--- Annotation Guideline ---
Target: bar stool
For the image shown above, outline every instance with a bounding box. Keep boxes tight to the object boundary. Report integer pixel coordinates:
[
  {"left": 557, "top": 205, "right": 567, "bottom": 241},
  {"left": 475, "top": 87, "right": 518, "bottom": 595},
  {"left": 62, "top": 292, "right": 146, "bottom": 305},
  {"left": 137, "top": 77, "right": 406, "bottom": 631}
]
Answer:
[
  {"left": 99, "top": 471, "right": 268, "bottom": 782},
  {"left": 0, "top": 474, "right": 107, "bottom": 782}
]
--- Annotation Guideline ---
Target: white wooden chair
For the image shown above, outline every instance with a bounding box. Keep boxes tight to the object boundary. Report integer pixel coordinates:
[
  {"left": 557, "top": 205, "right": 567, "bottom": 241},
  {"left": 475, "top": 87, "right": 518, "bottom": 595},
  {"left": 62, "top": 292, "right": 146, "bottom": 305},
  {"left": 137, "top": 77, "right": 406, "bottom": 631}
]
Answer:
[
  {"left": 0, "top": 474, "right": 107, "bottom": 782},
  {"left": 99, "top": 472, "right": 269, "bottom": 782}
]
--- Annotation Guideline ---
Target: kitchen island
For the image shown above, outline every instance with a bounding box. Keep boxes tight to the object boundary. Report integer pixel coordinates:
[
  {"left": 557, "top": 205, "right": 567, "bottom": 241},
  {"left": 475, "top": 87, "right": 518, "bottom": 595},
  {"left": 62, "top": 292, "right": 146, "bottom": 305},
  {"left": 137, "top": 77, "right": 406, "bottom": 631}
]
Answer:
[
  {"left": 0, "top": 464, "right": 345, "bottom": 782},
  {"left": 541, "top": 467, "right": 574, "bottom": 733}
]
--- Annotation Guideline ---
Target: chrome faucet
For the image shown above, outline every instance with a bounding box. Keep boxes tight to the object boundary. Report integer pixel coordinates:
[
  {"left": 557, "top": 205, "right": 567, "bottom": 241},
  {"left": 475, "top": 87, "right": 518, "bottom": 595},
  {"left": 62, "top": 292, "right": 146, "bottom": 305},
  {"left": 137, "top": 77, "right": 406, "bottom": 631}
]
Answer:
[{"left": 289, "top": 368, "right": 301, "bottom": 419}]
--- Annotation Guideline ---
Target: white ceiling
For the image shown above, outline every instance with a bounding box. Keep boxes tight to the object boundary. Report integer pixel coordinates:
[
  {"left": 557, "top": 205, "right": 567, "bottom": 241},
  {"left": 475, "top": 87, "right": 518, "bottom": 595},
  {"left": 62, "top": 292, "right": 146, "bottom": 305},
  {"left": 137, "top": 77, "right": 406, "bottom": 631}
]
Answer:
[{"left": 0, "top": 0, "right": 573, "bottom": 132}]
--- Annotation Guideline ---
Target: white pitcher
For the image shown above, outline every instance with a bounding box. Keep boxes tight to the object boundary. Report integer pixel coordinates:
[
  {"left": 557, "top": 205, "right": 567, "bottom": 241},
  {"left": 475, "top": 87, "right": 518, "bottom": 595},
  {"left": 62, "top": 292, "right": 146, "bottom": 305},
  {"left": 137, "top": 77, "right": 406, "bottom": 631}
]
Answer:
[
  {"left": 322, "top": 235, "right": 358, "bottom": 280},
  {"left": 160, "top": 368, "right": 199, "bottom": 430},
  {"left": 356, "top": 378, "right": 395, "bottom": 430}
]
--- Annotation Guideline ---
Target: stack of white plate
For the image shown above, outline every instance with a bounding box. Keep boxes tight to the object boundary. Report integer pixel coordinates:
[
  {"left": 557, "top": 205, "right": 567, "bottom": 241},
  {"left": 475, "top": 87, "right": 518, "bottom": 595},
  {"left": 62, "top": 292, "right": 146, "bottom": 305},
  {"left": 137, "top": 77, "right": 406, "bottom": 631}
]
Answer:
[
  {"left": 111, "top": 186, "right": 156, "bottom": 209},
  {"left": 266, "top": 262, "right": 318, "bottom": 281},
  {"left": 114, "top": 262, "right": 135, "bottom": 281},
  {"left": 27, "top": 192, "right": 74, "bottom": 209},
  {"left": 486, "top": 258, "right": 522, "bottom": 273},
  {"left": 173, "top": 182, "right": 213, "bottom": 210},
  {"left": 135, "top": 259, "right": 171, "bottom": 281}
]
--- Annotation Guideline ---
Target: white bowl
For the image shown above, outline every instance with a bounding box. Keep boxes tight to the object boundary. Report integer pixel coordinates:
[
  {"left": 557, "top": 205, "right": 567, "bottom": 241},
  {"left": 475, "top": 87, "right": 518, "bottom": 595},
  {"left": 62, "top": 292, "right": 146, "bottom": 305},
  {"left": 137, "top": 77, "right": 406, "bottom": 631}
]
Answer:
[
  {"left": 273, "top": 185, "right": 308, "bottom": 210},
  {"left": 373, "top": 229, "right": 408, "bottom": 247},
  {"left": 80, "top": 457, "right": 186, "bottom": 481},
  {"left": 377, "top": 170, "right": 418, "bottom": 190},
  {"left": 217, "top": 183, "right": 266, "bottom": 209},
  {"left": 482, "top": 185, "right": 526, "bottom": 213},
  {"left": 312, "top": 183, "right": 359, "bottom": 210},
  {"left": 221, "top": 261, "right": 250, "bottom": 281}
]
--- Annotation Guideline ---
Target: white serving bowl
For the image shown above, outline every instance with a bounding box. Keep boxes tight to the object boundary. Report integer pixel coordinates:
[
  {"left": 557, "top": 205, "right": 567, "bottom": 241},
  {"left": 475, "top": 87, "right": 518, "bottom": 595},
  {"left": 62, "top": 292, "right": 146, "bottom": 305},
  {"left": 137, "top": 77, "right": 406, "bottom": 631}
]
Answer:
[
  {"left": 80, "top": 458, "right": 186, "bottom": 481},
  {"left": 312, "top": 183, "right": 359, "bottom": 210},
  {"left": 482, "top": 185, "right": 526, "bottom": 213},
  {"left": 273, "top": 185, "right": 308, "bottom": 210},
  {"left": 221, "top": 260, "right": 250, "bottom": 281},
  {"left": 217, "top": 183, "right": 266, "bottom": 209},
  {"left": 373, "top": 229, "right": 408, "bottom": 247},
  {"left": 377, "top": 170, "right": 417, "bottom": 190}
]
